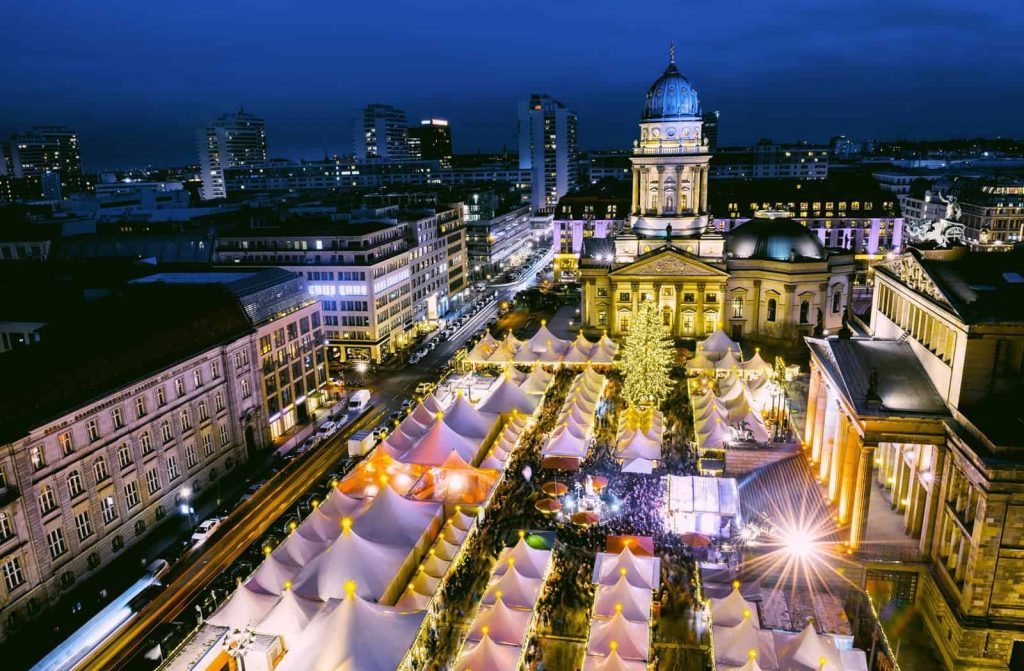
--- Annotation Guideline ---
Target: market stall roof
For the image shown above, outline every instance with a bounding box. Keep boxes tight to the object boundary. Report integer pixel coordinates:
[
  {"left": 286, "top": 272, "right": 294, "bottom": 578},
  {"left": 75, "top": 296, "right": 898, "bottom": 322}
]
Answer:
[
  {"left": 593, "top": 546, "right": 660, "bottom": 590},
  {"left": 701, "top": 329, "right": 741, "bottom": 359},
  {"left": 586, "top": 610, "right": 651, "bottom": 660},
  {"left": 453, "top": 633, "right": 522, "bottom": 671},
  {"left": 620, "top": 457, "right": 654, "bottom": 474},
  {"left": 352, "top": 485, "right": 442, "bottom": 548},
  {"left": 593, "top": 575, "right": 653, "bottom": 621},
  {"left": 711, "top": 586, "right": 761, "bottom": 628},
  {"left": 773, "top": 623, "right": 845, "bottom": 671},
  {"left": 616, "top": 430, "right": 661, "bottom": 461},
  {"left": 526, "top": 321, "right": 569, "bottom": 353},
  {"left": 317, "top": 490, "right": 371, "bottom": 522},
  {"left": 478, "top": 374, "right": 541, "bottom": 415},
  {"left": 444, "top": 392, "right": 497, "bottom": 439},
  {"left": 518, "top": 366, "right": 554, "bottom": 395},
  {"left": 291, "top": 521, "right": 410, "bottom": 601},
  {"left": 246, "top": 553, "right": 300, "bottom": 596},
  {"left": 590, "top": 345, "right": 617, "bottom": 364},
  {"left": 512, "top": 346, "right": 539, "bottom": 363},
  {"left": 582, "top": 650, "right": 648, "bottom": 671},
  {"left": 395, "top": 585, "right": 432, "bottom": 611},
  {"left": 493, "top": 537, "right": 551, "bottom": 580},
  {"left": 274, "top": 527, "right": 328, "bottom": 566},
  {"left": 407, "top": 451, "right": 498, "bottom": 504},
  {"left": 482, "top": 564, "right": 542, "bottom": 609},
  {"left": 207, "top": 584, "right": 279, "bottom": 629},
  {"left": 717, "top": 349, "right": 743, "bottom": 371},
  {"left": 714, "top": 616, "right": 777, "bottom": 668},
  {"left": 397, "top": 413, "right": 481, "bottom": 465},
  {"left": 742, "top": 349, "right": 773, "bottom": 376},
  {"left": 686, "top": 351, "right": 716, "bottom": 372},
  {"left": 543, "top": 424, "right": 588, "bottom": 458},
  {"left": 256, "top": 588, "right": 322, "bottom": 638},
  {"left": 466, "top": 595, "right": 532, "bottom": 645}
]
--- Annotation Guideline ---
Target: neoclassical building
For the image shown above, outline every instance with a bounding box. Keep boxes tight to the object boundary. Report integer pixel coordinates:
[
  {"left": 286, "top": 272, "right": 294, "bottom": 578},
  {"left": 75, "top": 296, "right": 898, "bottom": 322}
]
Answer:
[{"left": 579, "top": 54, "right": 854, "bottom": 341}]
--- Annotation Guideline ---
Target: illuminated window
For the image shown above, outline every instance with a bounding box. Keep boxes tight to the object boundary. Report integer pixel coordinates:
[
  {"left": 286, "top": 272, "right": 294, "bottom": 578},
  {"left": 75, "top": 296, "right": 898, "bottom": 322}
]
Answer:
[{"left": 766, "top": 299, "right": 778, "bottom": 322}]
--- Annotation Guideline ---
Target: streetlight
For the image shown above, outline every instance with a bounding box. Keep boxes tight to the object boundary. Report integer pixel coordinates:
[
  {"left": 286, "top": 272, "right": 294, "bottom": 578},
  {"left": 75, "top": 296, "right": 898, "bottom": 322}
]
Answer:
[
  {"left": 355, "top": 361, "right": 368, "bottom": 375},
  {"left": 179, "top": 487, "right": 196, "bottom": 526}
]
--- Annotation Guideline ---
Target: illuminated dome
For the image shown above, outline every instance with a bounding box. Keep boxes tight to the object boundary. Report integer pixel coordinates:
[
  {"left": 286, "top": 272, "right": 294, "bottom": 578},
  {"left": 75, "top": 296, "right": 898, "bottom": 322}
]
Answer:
[
  {"left": 726, "top": 216, "right": 825, "bottom": 261},
  {"left": 642, "top": 58, "right": 700, "bottom": 122}
]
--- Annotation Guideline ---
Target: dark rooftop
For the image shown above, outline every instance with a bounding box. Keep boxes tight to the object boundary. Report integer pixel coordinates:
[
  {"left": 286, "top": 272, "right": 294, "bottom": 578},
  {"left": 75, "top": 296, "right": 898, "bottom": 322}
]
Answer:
[
  {"left": 0, "top": 284, "right": 255, "bottom": 443},
  {"left": 910, "top": 246, "right": 1024, "bottom": 323}
]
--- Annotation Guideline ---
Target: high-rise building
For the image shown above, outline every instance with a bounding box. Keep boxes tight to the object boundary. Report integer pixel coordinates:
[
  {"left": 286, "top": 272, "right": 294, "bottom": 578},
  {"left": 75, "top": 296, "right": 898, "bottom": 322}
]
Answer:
[
  {"left": 518, "top": 94, "right": 578, "bottom": 212},
  {"left": 408, "top": 119, "right": 452, "bottom": 164},
  {"left": 197, "top": 110, "right": 268, "bottom": 201},
  {"left": 702, "top": 111, "right": 720, "bottom": 150},
  {"left": 1, "top": 126, "right": 86, "bottom": 197},
  {"left": 354, "top": 104, "right": 414, "bottom": 162}
]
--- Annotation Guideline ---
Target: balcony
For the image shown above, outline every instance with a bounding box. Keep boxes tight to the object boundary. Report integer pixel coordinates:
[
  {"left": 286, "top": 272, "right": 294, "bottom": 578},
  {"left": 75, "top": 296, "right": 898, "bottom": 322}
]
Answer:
[{"left": 633, "top": 144, "right": 708, "bottom": 156}]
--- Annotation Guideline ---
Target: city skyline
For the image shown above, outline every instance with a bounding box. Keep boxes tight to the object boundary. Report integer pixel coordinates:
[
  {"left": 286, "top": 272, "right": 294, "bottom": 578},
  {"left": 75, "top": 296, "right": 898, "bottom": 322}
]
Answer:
[{"left": 3, "top": 0, "right": 1023, "bottom": 170}]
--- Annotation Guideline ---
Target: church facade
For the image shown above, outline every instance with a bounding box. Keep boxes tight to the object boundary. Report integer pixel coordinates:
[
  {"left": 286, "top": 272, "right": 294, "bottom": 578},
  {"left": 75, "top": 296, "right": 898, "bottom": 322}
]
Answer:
[{"left": 580, "top": 53, "right": 855, "bottom": 341}]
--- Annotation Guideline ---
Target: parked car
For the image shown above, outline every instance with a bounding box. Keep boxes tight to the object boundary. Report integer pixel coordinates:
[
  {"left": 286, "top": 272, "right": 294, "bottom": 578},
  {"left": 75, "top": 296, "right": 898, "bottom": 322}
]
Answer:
[
  {"left": 190, "top": 518, "right": 222, "bottom": 545},
  {"left": 401, "top": 399, "right": 414, "bottom": 409},
  {"left": 348, "top": 389, "right": 372, "bottom": 412},
  {"left": 415, "top": 382, "right": 434, "bottom": 395},
  {"left": 316, "top": 421, "right": 338, "bottom": 438}
]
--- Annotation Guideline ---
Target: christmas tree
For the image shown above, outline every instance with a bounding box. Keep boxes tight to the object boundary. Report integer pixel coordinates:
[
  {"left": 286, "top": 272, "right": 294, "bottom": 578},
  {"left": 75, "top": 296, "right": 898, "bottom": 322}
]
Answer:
[{"left": 620, "top": 298, "right": 675, "bottom": 407}]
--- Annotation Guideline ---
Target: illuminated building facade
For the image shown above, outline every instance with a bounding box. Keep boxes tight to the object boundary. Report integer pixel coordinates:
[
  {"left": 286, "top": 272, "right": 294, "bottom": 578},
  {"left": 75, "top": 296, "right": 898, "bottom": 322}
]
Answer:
[
  {"left": 518, "top": 94, "right": 579, "bottom": 212},
  {"left": 198, "top": 110, "right": 268, "bottom": 201}
]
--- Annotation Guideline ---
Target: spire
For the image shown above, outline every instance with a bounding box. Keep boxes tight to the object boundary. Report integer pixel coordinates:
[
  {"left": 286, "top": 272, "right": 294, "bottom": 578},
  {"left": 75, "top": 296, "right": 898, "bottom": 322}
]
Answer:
[{"left": 669, "top": 41, "right": 676, "bottom": 64}]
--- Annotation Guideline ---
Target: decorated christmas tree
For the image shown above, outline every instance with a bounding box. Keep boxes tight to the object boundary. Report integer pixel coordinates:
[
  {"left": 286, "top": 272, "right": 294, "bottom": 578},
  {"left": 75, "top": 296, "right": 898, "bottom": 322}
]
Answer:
[{"left": 620, "top": 298, "right": 674, "bottom": 407}]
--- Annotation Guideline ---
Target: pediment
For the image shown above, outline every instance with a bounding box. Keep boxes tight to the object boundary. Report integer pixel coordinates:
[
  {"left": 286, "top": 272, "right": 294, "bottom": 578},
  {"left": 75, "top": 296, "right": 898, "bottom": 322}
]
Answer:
[
  {"left": 610, "top": 249, "right": 728, "bottom": 279},
  {"left": 877, "top": 254, "right": 952, "bottom": 309}
]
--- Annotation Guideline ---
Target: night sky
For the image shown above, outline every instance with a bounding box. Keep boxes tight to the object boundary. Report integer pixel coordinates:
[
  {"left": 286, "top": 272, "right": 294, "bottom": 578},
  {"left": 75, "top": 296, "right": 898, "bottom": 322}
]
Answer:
[{"left": 3, "top": 0, "right": 1022, "bottom": 170}]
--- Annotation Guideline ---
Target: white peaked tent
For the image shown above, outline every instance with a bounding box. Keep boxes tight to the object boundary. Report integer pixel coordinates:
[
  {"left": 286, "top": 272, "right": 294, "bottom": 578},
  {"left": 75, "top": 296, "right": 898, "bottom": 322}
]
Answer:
[
  {"left": 352, "top": 485, "right": 441, "bottom": 547},
  {"left": 480, "top": 452, "right": 504, "bottom": 470},
  {"left": 466, "top": 595, "right": 532, "bottom": 645},
  {"left": 468, "top": 332, "right": 500, "bottom": 363},
  {"left": 247, "top": 553, "right": 300, "bottom": 596},
  {"left": 207, "top": 584, "right": 279, "bottom": 628},
  {"left": 719, "top": 371, "right": 742, "bottom": 393},
  {"left": 434, "top": 537, "right": 460, "bottom": 562},
  {"left": 616, "top": 430, "right": 661, "bottom": 461},
  {"left": 317, "top": 490, "right": 370, "bottom": 522},
  {"left": 274, "top": 528, "right": 328, "bottom": 566},
  {"left": 701, "top": 329, "right": 741, "bottom": 361},
  {"left": 487, "top": 339, "right": 518, "bottom": 363},
  {"left": 537, "top": 345, "right": 564, "bottom": 364},
  {"left": 408, "top": 569, "right": 440, "bottom": 595},
  {"left": 694, "top": 397, "right": 728, "bottom": 423},
  {"left": 593, "top": 546, "right": 660, "bottom": 590},
  {"left": 512, "top": 346, "right": 539, "bottom": 364},
  {"left": 592, "top": 575, "right": 653, "bottom": 621},
  {"left": 493, "top": 538, "right": 551, "bottom": 580},
  {"left": 295, "top": 508, "right": 343, "bottom": 544},
  {"left": 714, "top": 616, "right": 776, "bottom": 668},
  {"left": 590, "top": 344, "right": 617, "bottom": 364},
  {"left": 395, "top": 584, "right": 432, "bottom": 611},
  {"left": 582, "top": 650, "right": 648, "bottom": 671},
  {"left": 444, "top": 392, "right": 497, "bottom": 439},
  {"left": 410, "top": 402, "right": 439, "bottom": 428},
  {"left": 519, "top": 366, "right": 554, "bottom": 395},
  {"left": 526, "top": 322, "right": 569, "bottom": 353},
  {"left": 621, "top": 457, "right": 654, "bottom": 474},
  {"left": 543, "top": 425, "right": 588, "bottom": 459},
  {"left": 291, "top": 523, "right": 409, "bottom": 600},
  {"left": 586, "top": 611, "right": 651, "bottom": 660},
  {"left": 742, "top": 349, "right": 773, "bottom": 377},
  {"left": 257, "top": 588, "right": 322, "bottom": 638},
  {"left": 276, "top": 591, "right": 425, "bottom": 671},
  {"left": 478, "top": 374, "right": 540, "bottom": 415},
  {"left": 482, "top": 564, "right": 542, "bottom": 609},
  {"left": 562, "top": 341, "right": 592, "bottom": 364},
  {"left": 454, "top": 634, "right": 522, "bottom": 671},
  {"left": 422, "top": 393, "right": 445, "bottom": 415},
  {"left": 697, "top": 422, "right": 730, "bottom": 449},
  {"left": 711, "top": 586, "right": 760, "bottom": 627},
  {"left": 380, "top": 424, "right": 421, "bottom": 455},
  {"left": 774, "top": 623, "right": 845, "bottom": 671},
  {"left": 717, "top": 349, "right": 744, "bottom": 371},
  {"left": 686, "top": 350, "right": 716, "bottom": 374},
  {"left": 422, "top": 551, "right": 450, "bottom": 578},
  {"left": 397, "top": 415, "right": 480, "bottom": 465}
]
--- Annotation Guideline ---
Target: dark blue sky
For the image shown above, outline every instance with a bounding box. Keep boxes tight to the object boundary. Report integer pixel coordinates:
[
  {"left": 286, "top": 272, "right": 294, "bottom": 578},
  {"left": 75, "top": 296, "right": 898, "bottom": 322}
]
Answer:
[{"left": 3, "top": 0, "right": 1022, "bottom": 170}]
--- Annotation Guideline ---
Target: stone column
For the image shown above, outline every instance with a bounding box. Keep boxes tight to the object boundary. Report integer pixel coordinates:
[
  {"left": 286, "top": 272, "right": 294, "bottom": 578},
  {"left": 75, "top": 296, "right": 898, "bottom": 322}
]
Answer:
[
  {"left": 838, "top": 421, "right": 862, "bottom": 525},
  {"left": 674, "top": 283, "right": 684, "bottom": 337},
  {"left": 631, "top": 167, "right": 640, "bottom": 215},
  {"left": 805, "top": 366, "right": 822, "bottom": 451},
  {"left": 818, "top": 397, "right": 838, "bottom": 481},
  {"left": 717, "top": 283, "right": 726, "bottom": 331},
  {"left": 653, "top": 167, "right": 663, "bottom": 214},
  {"left": 784, "top": 285, "right": 796, "bottom": 331},
  {"left": 696, "top": 282, "right": 706, "bottom": 337},
  {"left": 631, "top": 281, "right": 639, "bottom": 327},
  {"left": 752, "top": 280, "right": 762, "bottom": 337},
  {"left": 700, "top": 165, "right": 709, "bottom": 212},
  {"left": 919, "top": 445, "right": 945, "bottom": 557},
  {"left": 639, "top": 169, "right": 648, "bottom": 215},
  {"left": 673, "top": 166, "right": 683, "bottom": 215},
  {"left": 828, "top": 410, "right": 848, "bottom": 502},
  {"left": 810, "top": 378, "right": 829, "bottom": 463},
  {"left": 849, "top": 443, "right": 876, "bottom": 550},
  {"left": 653, "top": 282, "right": 664, "bottom": 327}
]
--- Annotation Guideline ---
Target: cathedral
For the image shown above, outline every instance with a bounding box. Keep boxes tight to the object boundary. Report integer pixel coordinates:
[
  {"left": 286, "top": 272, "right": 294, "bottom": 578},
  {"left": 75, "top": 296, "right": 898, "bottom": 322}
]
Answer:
[{"left": 579, "top": 49, "right": 855, "bottom": 341}]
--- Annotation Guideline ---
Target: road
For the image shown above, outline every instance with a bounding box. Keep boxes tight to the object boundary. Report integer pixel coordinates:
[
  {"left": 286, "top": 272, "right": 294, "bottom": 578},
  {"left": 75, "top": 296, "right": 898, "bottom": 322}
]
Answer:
[{"left": 73, "top": 246, "right": 552, "bottom": 671}]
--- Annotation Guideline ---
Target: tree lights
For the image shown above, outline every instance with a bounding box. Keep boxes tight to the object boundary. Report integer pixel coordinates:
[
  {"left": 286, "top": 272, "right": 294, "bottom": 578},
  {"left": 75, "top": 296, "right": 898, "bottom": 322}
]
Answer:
[{"left": 620, "top": 299, "right": 674, "bottom": 408}]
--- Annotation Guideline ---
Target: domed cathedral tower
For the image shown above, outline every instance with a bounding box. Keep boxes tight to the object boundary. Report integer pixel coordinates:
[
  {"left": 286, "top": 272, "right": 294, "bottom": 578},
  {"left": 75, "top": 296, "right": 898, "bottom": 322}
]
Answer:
[{"left": 630, "top": 44, "right": 711, "bottom": 238}]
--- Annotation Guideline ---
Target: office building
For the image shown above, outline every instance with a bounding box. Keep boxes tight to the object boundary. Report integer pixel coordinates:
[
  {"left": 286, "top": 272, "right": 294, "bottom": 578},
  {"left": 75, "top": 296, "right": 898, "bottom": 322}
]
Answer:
[
  {"left": 552, "top": 185, "right": 629, "bottom": 282},
  {"left": 1, "top": 126, "right": 87, "bottom": 198},
  {"left": 198, "top": 110, "right": 268, "bottom": 201},
  {"left": 466, "top": 202, "right": 533, "bottom": 280},
  {"left": 0, "top": 269, "right": 324, "bottom": 641},
  {"left": 354, "top": 104, "right": 414, "bottom": 162},
  {"left": 408, "top": 119, "right": 452, "bottom": 163},
  {"left": 951, "top": 177, "right": 1024, "bottom": 248},
  {"left": 711, "top": 140, "right": 830, "bottom": 180},
  {"left": 804, "top": 245, "right": 1024, "bottom": 670},
  {"left": 578, "top": 151, "right": 631, "bottom": 185},
  {"left": 518, "top": 94, "right": 579, "bottom": 212},
  {"left": 702, "top": 111, "right": 720, "bottom": 150}
]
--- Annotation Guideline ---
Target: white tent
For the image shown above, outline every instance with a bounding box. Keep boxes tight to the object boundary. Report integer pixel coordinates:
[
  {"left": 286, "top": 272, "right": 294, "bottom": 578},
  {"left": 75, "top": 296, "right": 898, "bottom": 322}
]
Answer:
[
  {"left": 620, "top": 457, "right": 654, "bottom": 474},
  {"left": 246, "top": 553, "right": 301, "bottom": 596},
  {"left": 207, "top": 584, "right": 279, "bottom": 628},
  {"left": 256, "top": 588, "right": 322, "bottom": 638},
  {"left": 526, "top": 321, "right": 569, "bottom": 354},
  {"left": 380, "top": 424, "right": 421, "bottom": 455},
  {"left": 482, "top": 564, "right": 542, "bottom": 609},
  {"left": 454, "top": 634, "right": 522, "bottom": 671},
  {"left": 274, "top": 528, "right": 328, "bottom": 566},
  {"left": 317, "top": 490, "right": 370, "bottom": 522},
  {"left": 295, "top": 508, "right": 344, "bottom": 544},
  {"left": 589, "top": 344, "right": 617, "bottom": 364},
  {"left": 701, "top": 329, "right": 741, "bottom": 361},
  {"left": 742, "top": 349, "right": 773, "bottom": 377},
  {"left": 773, "top": 623, "right": 844, "bottom": 671},
  {"left": 493, "top": 537, "right": 551, "bottom": 580},
  {"left": 734, "top": 410, "right": 770, "bottom": 443},
  {"left": 512, "top": 346, "right": 539, "bottom": 364},
  {"left": 352, "top": 485, "right": 441, "bottom": 547},
  {"left": 694, "top": 397, "right": 728, "bottom": 423},
  {"left": 408, "top": 402, "right": 438, "bottom": 429},
  {"left": 395, "top": 585, "right": 432, "bottom": 611},
  {"left": 444, "top": 392, "right": 497, "bottom": 440},
  {"left": 466, "top": 595, "right": 532, "bottom": 645},
  {"left": 543, "top": 425, "right": 588, "bottom": 459},
  {"left": 593, "top": 547, "right": 660, "bottom": 590},
  {"left": 291, "top": 523, "right": 409, "bottom": 601},
  {"left": 714, "top": 616, "right": 776, "bottom": 668},
  {"left": 697, "top": 422, "right": 730, "bottom": 449},
  {"left": 711, "top": 586, "right": 760, "bottom": 627},
  {"left": 582, "top": 650, "right": 648, "bottom": 671},
  {"left": 616, "top": 430, "right": 661, "bottom": 461},
  {"left": 422, "top": 393, "right": 445, "bottom": 415},
  {"left": 518, "top": 366, "right": 554, "bottom": 395},
  {"left": 592, "top": 575, "right": 652, "bottom": 621},
  {"left": 717, "top": 349, "right": 744, "bottom": 371},
  {"left": 478, "top": 375, "right": 540, "bottom": 415},
  {"left": 276, "top": 591, "right": 425, "bottom": 671},
  {"left": 396, "top": 415, "right": 480, "bottom": 465},
  {"left": 562, "top": 341, "right": 592, "bottom": 364},
  {"left": 467, "top": 333, "right": 500, "bottom": 363},
  {"left": 686, "top": 350, "right": 716, "bottom": 374},
  {"left": 586, "top": 611, "right": 650, "bottom": 660}
]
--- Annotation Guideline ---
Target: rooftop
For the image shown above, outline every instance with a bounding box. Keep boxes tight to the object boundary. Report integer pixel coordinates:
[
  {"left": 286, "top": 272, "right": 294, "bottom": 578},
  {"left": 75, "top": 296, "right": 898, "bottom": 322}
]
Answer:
[{"left": 906, "top": 246, "right": 1024, "bottom": 323}]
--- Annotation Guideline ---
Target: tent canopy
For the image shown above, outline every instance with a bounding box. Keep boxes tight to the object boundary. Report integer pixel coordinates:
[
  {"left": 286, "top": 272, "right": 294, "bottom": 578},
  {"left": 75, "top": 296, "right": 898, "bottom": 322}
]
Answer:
[
  {"left": 586, "top": 611, "right": 650, "bottom": 661},
  {"left": 454, "top": 634, "right": 522, "bottom": 671},
  {"left": 352, "top": 485, "right": 441, "bottom": 548},
  {"left": 466, "top": 595, "right": 531, "bottom": 645},
  {"left": 593, "top": 574, "right": 653, "bottom": 621}
]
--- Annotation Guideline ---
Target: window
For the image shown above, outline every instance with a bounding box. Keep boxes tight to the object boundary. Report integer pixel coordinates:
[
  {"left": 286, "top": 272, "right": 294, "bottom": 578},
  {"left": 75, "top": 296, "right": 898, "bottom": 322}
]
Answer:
[
  {"left": 662, "top": 307, "right": 672, "bottom": 326},
  {"left": 198, "top": 401, "right": 209, "bottom": 422},
  {"left": 134, "top": 519, "right": 146, "bottom": 537},
  {"left": 618, "top": 314, "right": 630, "bottom": 332},
  {"left": 193, "top": 370, "right": 203, "bottom": 387},
  {"left": 100, "top": 496, "right": 118, "bottom": 524},
  {"left": 203, "top": 434, "right": 214, "bottom": 457},
  {"left": 111, "top": 407, "right": 124, "bottom": 430},
  {"left": 146, "top": 468, "right": 160, "bottom": 495},
  {"left": 185, "top": 444, "right": 198, "bottom": 469},
  {"left": 705, "top": 292, "right": 717, "bottom": 304},
  {"left": 766, "top": 298, "right": 778, "bottom": 322},
  {"left": 0, "top": 512, "right": 13, "bottom": 542},
  {"left": 38, "top": 485, "right": 57, "bottom": 514},
  {"left": 67, "top": 470, "right": 84, "bottom": 499},
  {"left": 219, "top": 424, "right": 230, "bottom": 447},
  {"left": 732, "top": 297, "right": 744, "bottom": 319},
  {"left": 140, "top": 432, "right": 154, "bottom": 455},
  {"left": 2, "top": 556, "right": 25, "bottom": 592},
  {"left": 214, "top": 392, "right": 225, "bottom": 413},
  {"left": 597, "top": 287, "right": 608, "bottom": 297},
  {"left": 597, "top": 309, "right": 608, "bottom": 326},
  {"left": 112, "top": 535, "right": 124, "bottom": 551},
  {"left": 58, "top": 431, "right": 74, "bottom": 456},
  {"left": 87, "top": 552, "right": 100, "bottom": 569},
  {"left": 117, "top": 443, "right": 133, "bottom": 469},
  {"left": 704, "top": 314, "right": 717, "bottom": 334},
  {"left": 135, "top": 397, "right": 147, "bottom": 418},
  {"left": 46, "top": 527, "right": 67, "bottom": 559},
  {"left": 175, "top": 377, "right": 185, "bottom": 397},
  {"left": 87, "top": 419, "right": 100, "bottom": 442},
  {"left": 161, "top": 421, "right": 173, "bottom": 444},
  {"left": 234, "top": 350, "right": 249, "bottom": 368},
  {"left": 832, "top": 289, "right": 842, "bottom": 314},
  {"left": 93, "top": 456, "right": 109, "bottom": 483},
  {"left": 124, "top": 481, "right": 140, "bottom": 509},
  {"left": 74, "top": 511, "right": 93, "bottom": 541},
  {"left": 167, "top": 455, "right": 180, "bottom": 480},
  {"left": 618, "top": 292, "right": 631, "bottom": 302},
  {"left": 240, "top": 379, "right": 251, "bottom": 398},
  {"left": 156, "top": 386, "right": 167, "bottom": 406},
  {"left": 683, "top": 292, "right": 695, "bottom": 303},
  {"left": 30, "top": 446, "right": 46, "bottom": 470},
  {"left": 179, "top": 408, "right": 192, "bottom": 432},
  {"left": 682, "top": 313, "right": 694, "bottom": 333},
  {"left": 800, "top": 300, "right": 810, "bottom": 324},
  {"left": 210, "top": 361, "right": 220, "bottom": 379}
]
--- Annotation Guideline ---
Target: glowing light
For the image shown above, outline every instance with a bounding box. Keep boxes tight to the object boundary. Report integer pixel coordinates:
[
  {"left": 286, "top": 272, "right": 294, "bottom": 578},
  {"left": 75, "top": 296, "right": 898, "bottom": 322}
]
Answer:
[
  {"left": 784, "top": 527, "right": 816, "bottom": 558},
  {"left": 355, "top": 362, "right": 368, "bottom": 374}
]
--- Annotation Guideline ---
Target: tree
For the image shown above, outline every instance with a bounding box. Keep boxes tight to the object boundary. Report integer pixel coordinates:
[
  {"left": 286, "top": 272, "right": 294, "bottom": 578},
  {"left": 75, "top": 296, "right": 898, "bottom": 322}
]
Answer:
[{"left": 620, "top": 298, "right": 675, "bottom": 407}]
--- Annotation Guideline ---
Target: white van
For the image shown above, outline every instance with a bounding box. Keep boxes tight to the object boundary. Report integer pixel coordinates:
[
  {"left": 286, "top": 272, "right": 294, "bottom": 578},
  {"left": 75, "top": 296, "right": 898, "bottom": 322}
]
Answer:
[{"left": 347, "top": 389, "right": 372, "bottom": 412}]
